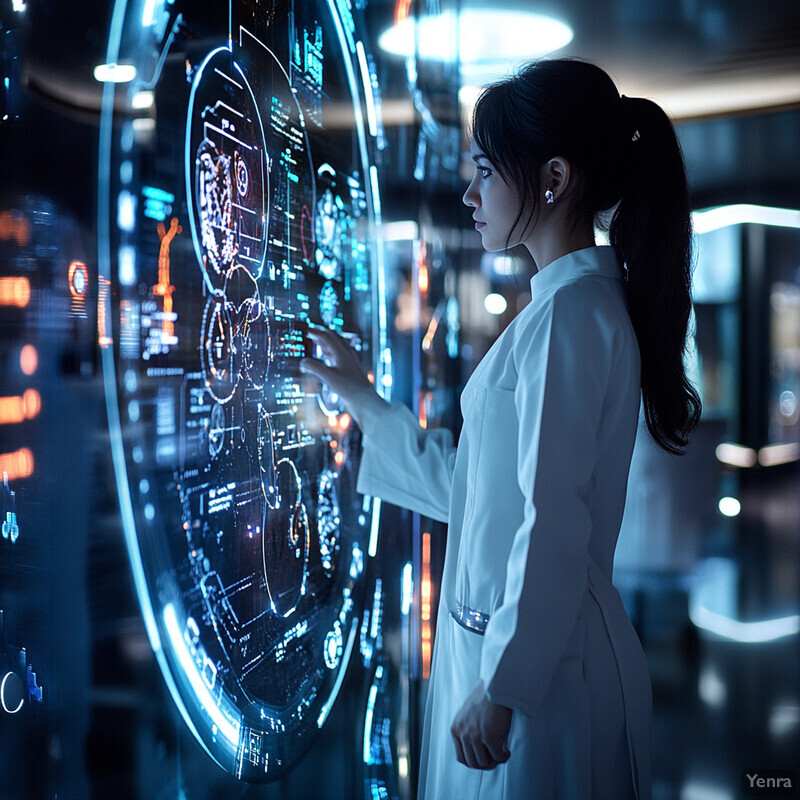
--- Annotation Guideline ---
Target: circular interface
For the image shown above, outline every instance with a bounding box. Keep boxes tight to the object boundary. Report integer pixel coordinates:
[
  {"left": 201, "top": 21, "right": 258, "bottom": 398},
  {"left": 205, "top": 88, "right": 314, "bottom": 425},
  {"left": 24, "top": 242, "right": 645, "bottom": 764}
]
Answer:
[{"left": 99, "top": 0, "right": 385, "bottom": 782}]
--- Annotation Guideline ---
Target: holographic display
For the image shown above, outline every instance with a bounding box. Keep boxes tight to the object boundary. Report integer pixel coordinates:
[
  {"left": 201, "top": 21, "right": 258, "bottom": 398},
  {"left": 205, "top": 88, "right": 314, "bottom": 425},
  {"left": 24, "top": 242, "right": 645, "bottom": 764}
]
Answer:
[{"left": 99, "top": 0, "right": 388, "bottom": 781}]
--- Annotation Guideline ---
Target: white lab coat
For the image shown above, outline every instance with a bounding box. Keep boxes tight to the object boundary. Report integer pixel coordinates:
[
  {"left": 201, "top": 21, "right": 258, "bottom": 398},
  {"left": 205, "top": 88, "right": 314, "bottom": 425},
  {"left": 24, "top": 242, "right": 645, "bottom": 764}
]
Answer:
[{"left": 356, "top": 246, "right": 652, "bottom": 800}]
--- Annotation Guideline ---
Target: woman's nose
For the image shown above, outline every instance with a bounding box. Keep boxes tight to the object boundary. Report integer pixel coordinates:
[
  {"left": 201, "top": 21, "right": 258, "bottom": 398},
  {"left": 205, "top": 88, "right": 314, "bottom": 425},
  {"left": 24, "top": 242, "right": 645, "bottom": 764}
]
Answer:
[{"left": 462, "top": 179, "right": 477, "bottom": 208}]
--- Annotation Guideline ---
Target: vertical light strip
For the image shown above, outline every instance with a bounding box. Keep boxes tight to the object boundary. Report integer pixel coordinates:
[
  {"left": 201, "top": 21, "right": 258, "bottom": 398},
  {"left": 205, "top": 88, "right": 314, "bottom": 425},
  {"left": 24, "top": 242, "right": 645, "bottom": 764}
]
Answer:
[
  {"left": 421, "top": 532, "right": 432, "bottom": 678},
  {"left": 401, "top": 562, "right": 413, "bottom": 616},
  {"left": 355, "top": 41, "right": 377, "bottom": 137},
  {"left": 368, "top": 496, "right": 382, "bottom": 557},
  {"left": 362, "top": 677, "right": 379, "bottom": 763}
]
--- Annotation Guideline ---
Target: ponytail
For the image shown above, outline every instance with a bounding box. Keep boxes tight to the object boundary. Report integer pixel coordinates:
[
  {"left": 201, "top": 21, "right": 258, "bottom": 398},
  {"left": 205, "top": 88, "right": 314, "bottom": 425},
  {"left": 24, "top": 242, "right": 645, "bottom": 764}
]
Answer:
[
  {"left": 610, "top": 97, "right": 701, "bottom": 454},
  {"left": 472, "top": 60, "right": 702, "bottom": 453}
]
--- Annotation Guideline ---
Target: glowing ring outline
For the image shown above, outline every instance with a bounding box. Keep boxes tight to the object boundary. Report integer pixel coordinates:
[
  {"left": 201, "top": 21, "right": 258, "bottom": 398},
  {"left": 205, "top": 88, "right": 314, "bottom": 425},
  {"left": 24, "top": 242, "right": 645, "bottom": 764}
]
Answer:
[{"left": 1, "top": 671, "right": 24, "bottom": 714}]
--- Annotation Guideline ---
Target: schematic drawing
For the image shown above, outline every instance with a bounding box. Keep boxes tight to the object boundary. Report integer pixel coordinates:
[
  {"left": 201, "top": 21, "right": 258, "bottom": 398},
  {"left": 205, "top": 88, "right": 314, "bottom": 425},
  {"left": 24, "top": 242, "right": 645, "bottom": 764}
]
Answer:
[{"left": 99, "top": 0, "right": 388, "bottom": 781}]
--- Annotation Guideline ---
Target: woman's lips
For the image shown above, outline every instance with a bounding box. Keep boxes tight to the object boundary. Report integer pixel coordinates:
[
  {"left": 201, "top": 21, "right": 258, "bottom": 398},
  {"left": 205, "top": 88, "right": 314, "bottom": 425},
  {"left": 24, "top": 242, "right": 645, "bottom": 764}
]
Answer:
[{"left": 474, "top": 221, "right": 486, "bottom": 229}]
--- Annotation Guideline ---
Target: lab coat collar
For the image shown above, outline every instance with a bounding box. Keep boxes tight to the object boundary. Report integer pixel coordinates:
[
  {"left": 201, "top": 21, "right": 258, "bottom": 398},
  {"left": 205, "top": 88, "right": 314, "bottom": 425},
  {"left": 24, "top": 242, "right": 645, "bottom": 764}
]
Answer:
[{"left": 529, "top": 245, "right": 622, "bottom": 298}]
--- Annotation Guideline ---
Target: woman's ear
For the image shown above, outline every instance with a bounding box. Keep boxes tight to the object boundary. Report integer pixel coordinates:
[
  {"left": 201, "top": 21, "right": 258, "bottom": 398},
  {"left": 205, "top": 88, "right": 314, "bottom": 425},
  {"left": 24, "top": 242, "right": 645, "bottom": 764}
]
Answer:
[{"left": 541, "top": 157, "right": 572, "bottom": 204}]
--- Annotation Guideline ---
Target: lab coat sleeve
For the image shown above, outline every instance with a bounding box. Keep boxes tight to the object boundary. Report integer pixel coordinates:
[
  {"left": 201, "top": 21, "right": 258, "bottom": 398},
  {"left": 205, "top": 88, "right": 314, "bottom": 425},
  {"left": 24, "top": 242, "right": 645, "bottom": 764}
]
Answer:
[
  {"left": 479, "top": 283, "right": 617, "bottom": 715},
  {"left": 355, "top": 396, "right": 456, "bottom": 523}
]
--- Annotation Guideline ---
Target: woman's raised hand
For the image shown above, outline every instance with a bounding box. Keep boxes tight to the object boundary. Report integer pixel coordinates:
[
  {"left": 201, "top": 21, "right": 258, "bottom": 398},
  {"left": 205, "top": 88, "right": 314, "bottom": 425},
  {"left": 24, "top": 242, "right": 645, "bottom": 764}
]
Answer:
[{"left": 299, "top": 326, "right": 384, "bottom": 425}]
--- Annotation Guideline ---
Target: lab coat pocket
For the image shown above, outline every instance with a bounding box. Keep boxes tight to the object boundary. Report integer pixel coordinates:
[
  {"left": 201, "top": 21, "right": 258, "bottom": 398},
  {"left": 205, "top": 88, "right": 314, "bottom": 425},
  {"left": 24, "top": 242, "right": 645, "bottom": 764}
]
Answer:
[{"left": 448, "top": 611, "right": 484, "bottom": 689}]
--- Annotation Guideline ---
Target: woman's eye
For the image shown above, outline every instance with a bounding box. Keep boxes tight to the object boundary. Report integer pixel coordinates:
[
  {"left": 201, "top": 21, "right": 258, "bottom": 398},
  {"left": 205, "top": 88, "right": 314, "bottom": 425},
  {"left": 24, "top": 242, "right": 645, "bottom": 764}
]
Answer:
[{"left": 479, "top": 167, "right": 492, "bottom": 178}]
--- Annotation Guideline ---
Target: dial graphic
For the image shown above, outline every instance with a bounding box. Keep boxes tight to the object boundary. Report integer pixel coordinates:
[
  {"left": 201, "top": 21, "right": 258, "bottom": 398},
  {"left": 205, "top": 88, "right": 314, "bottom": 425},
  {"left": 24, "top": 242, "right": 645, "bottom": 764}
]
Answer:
[
  {"left": 99, "top": 0, "right": 387, "bottom": 782},
  {"left": 188, "top": 48, "right": 268, "bottom": 286}
]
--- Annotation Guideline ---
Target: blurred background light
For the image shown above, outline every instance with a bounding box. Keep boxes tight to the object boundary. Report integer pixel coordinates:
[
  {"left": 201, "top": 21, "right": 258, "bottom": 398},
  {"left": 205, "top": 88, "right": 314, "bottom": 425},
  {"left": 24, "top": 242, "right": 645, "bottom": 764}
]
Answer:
[
  {"left": 656, "top": 74, "right": 800, "bottom": 121},
  {"left": 718, "top": 497, "right": 741, "bottom": 517},
  {"left": 379, "top": 9, "right": 572, "bottom": 79},
  {"left": 131, "top": 90, "right": 154, "bottom": 110},
  {"left": 693, "top": 204, "right": 800, "bottom": 234},
  {"left": 715, "top": 442, "right": 757, "bottom": 468},
  {"left": 93, "top": 63, "right": 137, "bottom": 83},
  {"left": 483, "top": 292, "right": 507, "bottom": 315}
]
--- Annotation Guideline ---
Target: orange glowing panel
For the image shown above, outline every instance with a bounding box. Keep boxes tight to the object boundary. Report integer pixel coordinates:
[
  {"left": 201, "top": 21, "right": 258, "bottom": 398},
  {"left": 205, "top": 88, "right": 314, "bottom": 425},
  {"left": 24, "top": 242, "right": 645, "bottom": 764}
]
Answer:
[
  {"left": 97, "top": 276, "right": 112, "bottom": 347},
  {"left": 0, "top": 277, "right": 30, "bottom": 307},
  {"left": 0, "top": 210, "right": 30, "bottom": 247},
  {"left": 339, "top": 413, "right": 351, "bottom": 430},
  {"left": 334, "top": 450, "right": 345, "bottom": 468},
  {"left": 68, "top": 261, "right": 89, "bottom": 298},
  {"left": 421, "top": 531, "right": 432, "bottom": 678},
  {"left": 155, "top": 218, "right": 181, "bottom": 339},
  {"left": 68, "top": 260, "right": 89, "bottom": 317},
  {"left": 421, "top": 533, "right": 431, "bottom": 619},
  {"left": 0, "top": 397, "right": 24, "bottom": 424},
  {"left": 418, "top": 261, "right": 429, "bottom": 294},
  {"left": 0, "top": 390, "right": 41, "bottom": 424},
  {"left": 418, "top": 390, "right": 428, "bottom": 429},
  {"left": 0, "top": 448, "right": 34, "bottom": 480},
  {"left": 22, "top": 389, "right": 40, "bottom": 419},
  {"left": 20, "top": 345, "right": 37, "bottom": 376}
]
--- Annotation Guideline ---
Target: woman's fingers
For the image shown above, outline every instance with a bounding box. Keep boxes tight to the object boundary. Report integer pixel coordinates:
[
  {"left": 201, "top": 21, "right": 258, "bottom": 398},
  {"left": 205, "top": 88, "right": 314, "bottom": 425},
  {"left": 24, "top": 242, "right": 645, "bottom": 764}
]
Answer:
[
  {"left": 298, "top": 356, "right": 332, "bottom": 383},
  {"left": 298, "top": 326, "right": 382, "bottom": 428},
  {"left": 453, "top": 736, "right": 467, "bottom": 767},
  {"left": 467, "top": 740, "right": 494, "bottom": 770},
  {"left": 305, "top": 327, "right": 358, "bottom": 371},
  {"left": 453, "top": 734, "right": 499, "bottom": 770},
  {"left": 485, "top": 731, "right": 511, "bottom": 765}
]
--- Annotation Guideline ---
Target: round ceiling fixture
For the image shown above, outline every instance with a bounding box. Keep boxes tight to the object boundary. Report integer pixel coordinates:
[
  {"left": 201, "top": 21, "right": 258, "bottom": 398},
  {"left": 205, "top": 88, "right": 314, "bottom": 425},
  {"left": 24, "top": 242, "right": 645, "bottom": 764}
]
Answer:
[{"left": 378, "top": 9, "right": 573, "bottom": 73}]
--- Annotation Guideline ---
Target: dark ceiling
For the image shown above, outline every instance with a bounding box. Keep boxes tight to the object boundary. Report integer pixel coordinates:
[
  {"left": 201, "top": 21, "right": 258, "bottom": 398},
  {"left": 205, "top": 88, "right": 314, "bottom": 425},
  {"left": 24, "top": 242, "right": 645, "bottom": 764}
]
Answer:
[
  {"left": 6, "top": 0, "right": 800, "bottom": 210},
  {"left": 19, "top": 0, "right": 800, "bottom": 119}
]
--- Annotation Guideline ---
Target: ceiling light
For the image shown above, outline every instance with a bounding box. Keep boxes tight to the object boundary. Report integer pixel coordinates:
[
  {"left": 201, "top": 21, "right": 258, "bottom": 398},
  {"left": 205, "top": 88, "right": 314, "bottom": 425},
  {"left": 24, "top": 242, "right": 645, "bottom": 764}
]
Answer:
[
  {"left": 378, "top": 9, "right": 572, "bottom": 71},
  {"left": 94, "top": 63, "right": 137, "bottom": 84}
]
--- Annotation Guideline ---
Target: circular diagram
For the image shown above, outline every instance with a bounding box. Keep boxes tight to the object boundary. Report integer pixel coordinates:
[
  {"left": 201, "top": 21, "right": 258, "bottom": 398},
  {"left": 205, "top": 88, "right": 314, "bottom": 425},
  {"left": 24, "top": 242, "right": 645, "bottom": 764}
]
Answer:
[
  {"left": 99, "top": 0, "right": 386, "bottom": 782},
  {"left": 187, "top": 47, "right": 268, "bottom": 287}
]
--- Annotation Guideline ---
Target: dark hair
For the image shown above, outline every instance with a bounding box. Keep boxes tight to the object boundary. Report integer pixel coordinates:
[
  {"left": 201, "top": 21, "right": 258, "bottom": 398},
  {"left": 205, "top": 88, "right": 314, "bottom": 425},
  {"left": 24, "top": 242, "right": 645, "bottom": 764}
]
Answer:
[{"left": 471, "top": 58, "right": 701, "bottom": 454}]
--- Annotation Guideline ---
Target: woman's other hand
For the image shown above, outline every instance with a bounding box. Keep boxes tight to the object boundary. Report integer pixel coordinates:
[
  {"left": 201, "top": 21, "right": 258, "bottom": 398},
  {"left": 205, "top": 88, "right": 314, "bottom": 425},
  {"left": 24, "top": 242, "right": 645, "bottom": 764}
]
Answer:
[
  {"left": 450, "top": 680, "right": 512, "bottom": 770},
  {"left": 299, "top": 326, "right": 383, "bottom": 425}
]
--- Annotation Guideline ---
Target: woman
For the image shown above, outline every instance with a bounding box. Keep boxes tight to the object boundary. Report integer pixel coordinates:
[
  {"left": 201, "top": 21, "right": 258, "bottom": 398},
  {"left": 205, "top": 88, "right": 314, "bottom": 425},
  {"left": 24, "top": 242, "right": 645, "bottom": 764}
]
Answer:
[{"left": 301, "top": 59, "right": 700, "bottom": 800}]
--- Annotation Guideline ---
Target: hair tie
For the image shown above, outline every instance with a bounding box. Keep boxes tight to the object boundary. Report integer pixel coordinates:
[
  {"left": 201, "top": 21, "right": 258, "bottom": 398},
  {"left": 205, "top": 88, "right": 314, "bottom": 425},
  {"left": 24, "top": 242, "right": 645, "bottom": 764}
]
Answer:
[{"left": 620, "top": 95, "right": 641, "bottom": 142}]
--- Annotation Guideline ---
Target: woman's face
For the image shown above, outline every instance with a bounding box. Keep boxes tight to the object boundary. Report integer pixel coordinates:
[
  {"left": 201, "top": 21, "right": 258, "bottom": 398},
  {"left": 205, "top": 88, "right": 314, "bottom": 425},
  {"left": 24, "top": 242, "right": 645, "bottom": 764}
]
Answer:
[{"left": 462, "top": 139, "right": 524, "bottom": 252}]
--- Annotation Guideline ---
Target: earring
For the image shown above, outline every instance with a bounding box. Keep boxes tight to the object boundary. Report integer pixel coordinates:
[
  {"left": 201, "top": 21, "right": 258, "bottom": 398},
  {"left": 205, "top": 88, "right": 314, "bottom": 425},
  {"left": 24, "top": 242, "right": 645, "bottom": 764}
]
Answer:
[{"left": 544, "top": 188, "right": 555, "bottom": 205}]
